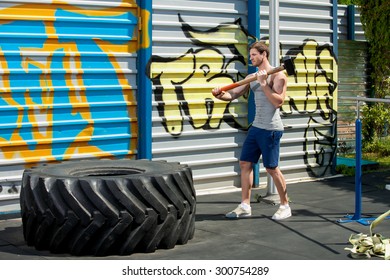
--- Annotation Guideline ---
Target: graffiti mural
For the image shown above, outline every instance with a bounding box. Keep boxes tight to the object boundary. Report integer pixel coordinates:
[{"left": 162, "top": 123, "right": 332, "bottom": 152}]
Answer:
[
  {"left": 148, "top": 15, "right": 337, "bottom": 176},
  {"left": 147, "top": 15, "right": 253, "bottom": 136},
  {"left": 0, "top": 0, "right": 143, "bottom": 198},
  {"left": 0, "top": 0, "right": 140, "bottom": 165},
  {"left": 283, "top": 39, "right": 338, "bottom": 176}
]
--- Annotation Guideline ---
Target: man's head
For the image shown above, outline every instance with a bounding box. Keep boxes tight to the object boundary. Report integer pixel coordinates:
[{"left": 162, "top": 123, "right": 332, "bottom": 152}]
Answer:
[
  {"left": 249, "top": 42, "right": 269, "bottom": 58},
  {"left": 249, "top": 42, "right": 269, "bottom": 67}
]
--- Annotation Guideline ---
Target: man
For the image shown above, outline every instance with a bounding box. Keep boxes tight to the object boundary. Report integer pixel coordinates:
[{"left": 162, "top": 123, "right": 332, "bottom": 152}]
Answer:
[{"left": 211, "top": 42, "right": 291, "bottom": 220}]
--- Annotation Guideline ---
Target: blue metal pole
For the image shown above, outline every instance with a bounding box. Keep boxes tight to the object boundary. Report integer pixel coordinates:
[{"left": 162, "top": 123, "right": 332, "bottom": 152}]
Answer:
[
  {"left": 331, "top": 0, "right": 338, "bottom": 57},
  {"left": 338, "top": 101, "right": 370, "bottom": 225},
  {"left": 337, "top": 97, "right": 390, "bottom": 225},
  {"left": 330, "top": 0, "right": 339, "bottom": 175},
  {"left": 137, "top": 0, "right": 152, "bottom": 159},
  {"left": 347, "top": 5, "right": 356, "bottom": 41},
  {"left": 248, "top": 0, "right": 260, "bottom": 187},
  {"left": 353, "top": 117, "right": 362, "bottom": 220}
]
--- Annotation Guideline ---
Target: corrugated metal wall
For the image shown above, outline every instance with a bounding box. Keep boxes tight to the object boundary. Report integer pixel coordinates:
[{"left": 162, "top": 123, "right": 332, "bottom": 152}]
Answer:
[
  {"left": 259, "top": 0, "right": 338, "bottom": 181},
  {"left": 148, "top": 0, "right": 249, "bottom": 191},
  {"left": 148, "top": 0, "right": 339, "bottom": 191},
  {"left": 0, "top": 1, "right": 365, "bottom": 211},
  {"left": 337, "top": 5, "right": 369, "bottom": 154},
  {"left": 337, "top": 40, "right": 369, "bottom": 154},
  {"left": 338, "top": 5, "right": 365, "bottom": 41},
  {"left": 0, "top": 0, "right": 139, "bottom": 211}
]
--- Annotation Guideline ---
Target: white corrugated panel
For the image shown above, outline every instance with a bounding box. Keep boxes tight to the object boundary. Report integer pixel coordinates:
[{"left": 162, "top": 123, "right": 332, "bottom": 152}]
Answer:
[
  {"left": 149, "top": 0, "right": 248, "bottom": 191},
  {"left": 261, "top": 0, "right": 334, "bottom": 50},
  {"left": 354, "top": 7, "right": 366, "bottom": 41},
  {"left": 337, "top": 4, "right": 366, "bottom": 41},
  {"left": 337, "top": 4, "right": 348, "bottom": 40}
]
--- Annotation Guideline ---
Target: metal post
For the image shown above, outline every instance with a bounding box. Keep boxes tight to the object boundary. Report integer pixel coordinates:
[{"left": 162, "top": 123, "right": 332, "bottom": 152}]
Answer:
[
  {"left": 337, "top": 97, "right": 390, "bottom": 225},
  {"left": 347, "top": 5, "right": 356, "bottom": 41},
  {"left": 257, "top": 0, "right": 280, "bottom": 205},
  {"left": 353, "top": 101, "right": 362, "bottom": 220},
  {"left": 248, "top": 0, "right": 260, "bottom": 187},
  {"left": 337, "top": 100, "right": 368, "bottom": 224},
  {"left": 137, "top": 0, "right": 152, "bottom": 159}
]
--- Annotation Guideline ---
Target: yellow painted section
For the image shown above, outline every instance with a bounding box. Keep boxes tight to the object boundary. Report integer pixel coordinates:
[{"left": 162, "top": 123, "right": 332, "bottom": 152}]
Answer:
[
  {"left": 0, "top": 1, "right": 136, "bottom": 21},
  {"left": 139, "top": 6, "right": 151, "bottom": 50},
  {"left": 151, "top": 48, "right": 248, "bottom": 135},
  {"left": 283, "top": 40, "right": 338, "bottom": 118}
]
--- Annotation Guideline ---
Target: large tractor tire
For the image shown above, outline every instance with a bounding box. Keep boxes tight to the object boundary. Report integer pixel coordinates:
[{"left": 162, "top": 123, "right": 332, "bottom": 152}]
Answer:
[{"left": 20, "top": 159, "right": 196, "bottom": 256}]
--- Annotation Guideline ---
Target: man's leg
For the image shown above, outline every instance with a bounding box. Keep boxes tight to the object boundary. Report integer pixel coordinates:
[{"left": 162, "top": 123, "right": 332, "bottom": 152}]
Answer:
[
  {"left": 267, "top": 167, "right": 291, "bottom": 220},
  {"left": 225, "top": 160, "right": 253, "bottom": 219},
  {"left": 226, "top": 126, "right": 259, "bottom": 219},
  {"left": 266, "top": 167, "right": 288, "bottom": 205},
  {"left": 240, "top": 160, "right": 253, "bottom": 205}
]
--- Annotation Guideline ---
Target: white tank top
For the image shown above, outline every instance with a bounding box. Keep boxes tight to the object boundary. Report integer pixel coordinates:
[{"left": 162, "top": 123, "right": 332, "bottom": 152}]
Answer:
[{"left": 249, "top": 80, "right": 284, "bottom": 131}]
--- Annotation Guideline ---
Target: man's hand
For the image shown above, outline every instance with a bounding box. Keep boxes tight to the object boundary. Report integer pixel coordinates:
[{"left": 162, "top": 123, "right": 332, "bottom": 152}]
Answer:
[
  {"left": 256, "top": 69, "right": 268, "bottom": 87},
  {"left": 212, "top": 87, "right": 224, "bottom": 99}
]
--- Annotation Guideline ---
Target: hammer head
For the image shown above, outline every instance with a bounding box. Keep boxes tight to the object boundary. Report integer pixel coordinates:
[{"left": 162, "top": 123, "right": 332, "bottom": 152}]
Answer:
[{"left": 283, "top": 56, "right": 295, "bottom": 76}]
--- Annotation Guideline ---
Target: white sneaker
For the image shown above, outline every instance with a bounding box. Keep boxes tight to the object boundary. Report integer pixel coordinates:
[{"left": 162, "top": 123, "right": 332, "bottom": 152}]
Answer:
[
  {"left": 225, "top": 204, "right": 252, "bottom": 219},
  {"left": 272, "top": 205, "right": 292, "bottom": 220}
]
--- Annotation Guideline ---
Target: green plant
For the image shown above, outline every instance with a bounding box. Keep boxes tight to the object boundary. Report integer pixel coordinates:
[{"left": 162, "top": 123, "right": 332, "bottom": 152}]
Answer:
[
  {"left": 335, "top": 164, "right": 355, "bottom": 176},
  {"left": 363, "top": 136, "right": 390, "bottom": 156},
  {"left": 362, "top": 103, "right": 390, "bottom": 143},
  {"left": 351, "top": 1, "right": 390, "bottom": 99}
]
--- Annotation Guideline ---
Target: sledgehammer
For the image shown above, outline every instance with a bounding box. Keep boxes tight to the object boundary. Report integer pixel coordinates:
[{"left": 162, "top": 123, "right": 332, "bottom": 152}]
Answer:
[{"left": 217, "top": 56, "right": 295, "bottom": 92}]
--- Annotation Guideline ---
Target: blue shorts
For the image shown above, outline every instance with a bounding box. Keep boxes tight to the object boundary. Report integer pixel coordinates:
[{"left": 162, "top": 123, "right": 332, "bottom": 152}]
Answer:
[{"left": 240, "top": 126, "right": 283, "bottom": 168}]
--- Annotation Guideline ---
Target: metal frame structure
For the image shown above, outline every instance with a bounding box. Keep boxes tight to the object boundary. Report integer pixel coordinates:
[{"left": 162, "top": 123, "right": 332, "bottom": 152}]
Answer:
[{"left": 337, "top": 96, "right": 390, "bottom": 225}]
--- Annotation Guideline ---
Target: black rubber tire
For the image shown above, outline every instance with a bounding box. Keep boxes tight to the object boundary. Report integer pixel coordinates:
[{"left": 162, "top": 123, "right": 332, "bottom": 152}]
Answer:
[{"left": 20, "top": 159, "right": 196, "bottom": 256}]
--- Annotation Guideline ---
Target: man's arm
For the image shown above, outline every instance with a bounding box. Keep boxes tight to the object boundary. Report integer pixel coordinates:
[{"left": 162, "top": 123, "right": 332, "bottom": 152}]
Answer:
[
  {"left": 257, "top": 71, "right": 287, "bottom": 108},
  {"left": 212, "top": 74, "right": 254, "bottom": 101}
]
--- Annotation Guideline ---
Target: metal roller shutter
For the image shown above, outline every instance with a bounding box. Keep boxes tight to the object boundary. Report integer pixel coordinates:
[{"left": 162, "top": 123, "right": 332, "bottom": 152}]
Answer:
[
  {"left": 0, "top": 0, "right": 139, "bottom": 212},
  {"left": 149, "top": 0, "right": 249, "bottom": 191}
]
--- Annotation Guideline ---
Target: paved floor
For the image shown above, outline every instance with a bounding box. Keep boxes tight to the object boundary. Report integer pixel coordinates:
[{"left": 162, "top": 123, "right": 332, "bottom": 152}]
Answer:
[{"left": 1, "top": 171, "right": 390, "bottom": 260}]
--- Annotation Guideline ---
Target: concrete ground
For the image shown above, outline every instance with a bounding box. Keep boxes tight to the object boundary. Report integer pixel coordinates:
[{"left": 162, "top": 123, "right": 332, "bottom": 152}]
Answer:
[{"left": 1, "top": 170, "right": 390, "bottom": 260}]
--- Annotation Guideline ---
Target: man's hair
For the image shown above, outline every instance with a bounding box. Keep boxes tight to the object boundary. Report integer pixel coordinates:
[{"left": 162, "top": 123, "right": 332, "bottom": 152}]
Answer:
[{"left": 249, "top": 42, "right": 269, "bottom": 58}]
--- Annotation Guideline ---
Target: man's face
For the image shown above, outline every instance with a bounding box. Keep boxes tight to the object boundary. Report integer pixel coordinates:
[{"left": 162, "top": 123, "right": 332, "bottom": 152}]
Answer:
[{"left": 249, "top": 48, "right": 265, "bottom": 67}]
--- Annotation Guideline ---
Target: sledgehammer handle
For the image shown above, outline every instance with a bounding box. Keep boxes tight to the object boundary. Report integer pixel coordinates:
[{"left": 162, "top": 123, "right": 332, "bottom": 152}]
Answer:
[
  {"left": 267, "top": 65, "right": 286, "bottom": 75},
  {"left": 219, "top": 65, "right": 286, "bottom": 91},
  {"left": 220, "top": 74, "right": 257, "bottom": 91}
]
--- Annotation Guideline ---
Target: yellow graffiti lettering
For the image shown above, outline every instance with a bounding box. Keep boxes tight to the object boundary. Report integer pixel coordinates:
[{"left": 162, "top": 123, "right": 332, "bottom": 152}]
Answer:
[
  {"left": 285, "top": 40, "right": 337, "bottom": 115},
  {"left": 150, "top": 49, "right": 248, "bottom": 135},
  {"left": 186, "top": 22, "right": 249, "bottom": 61}
]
